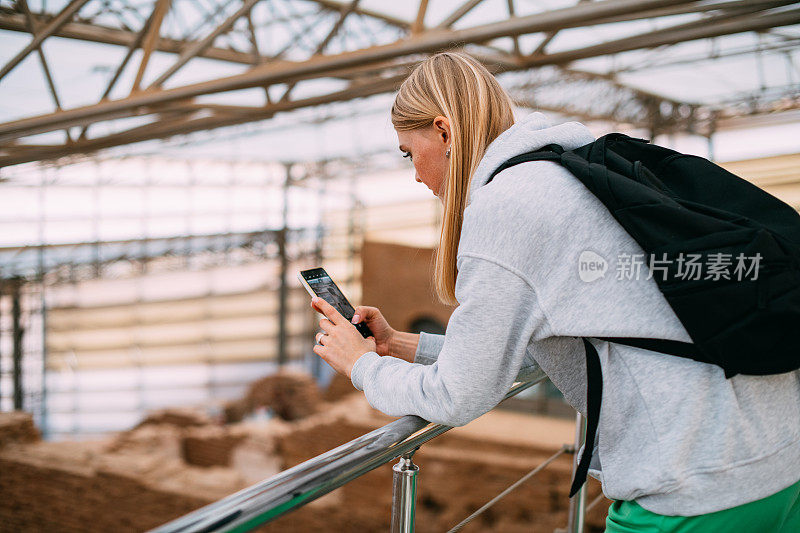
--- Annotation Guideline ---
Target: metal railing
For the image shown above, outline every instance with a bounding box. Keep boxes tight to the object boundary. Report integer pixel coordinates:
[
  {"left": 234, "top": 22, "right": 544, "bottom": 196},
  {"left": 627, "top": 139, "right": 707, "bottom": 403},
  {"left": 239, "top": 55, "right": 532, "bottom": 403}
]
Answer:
[{"left": 150, "top": 368, "right": 589, "bottom": 533}]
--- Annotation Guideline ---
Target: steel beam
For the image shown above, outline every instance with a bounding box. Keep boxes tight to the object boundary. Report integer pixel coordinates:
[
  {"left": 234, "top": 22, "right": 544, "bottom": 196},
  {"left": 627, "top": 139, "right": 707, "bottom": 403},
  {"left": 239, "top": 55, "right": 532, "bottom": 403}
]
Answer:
[
  {"left": 520, "top": 6, "right": 800, "bottom": 67},
  {"left": 277, "top": 0, "right": 361, "bottom": 103},
  {"left": 79, "top": 3, "right": 165, "bottom": 139},
  {"left": 412, "top": 0, "right": 429, "bottom": 35},
  {"left": 0, "top": 0, "right": 698, "bottom": 142},
  {"left": 313, "top": 0, "right": 361, "bottom": 56},
  {"left": 148, "top": 0, "right": 261, "bottom": 88},
  {"left": 246, "top": 10, "right": 260, "bottom": 62},
  {"left": 18, "top": 0, "right": 63, "bottom": 111},
  {"left": 131, "top": 0, "right": 171, "bottom": 93},
  {"left": 585, "top": 0, "right": 791, "bottom": 27},
  {"left": 16, "top": 0, "right": 74, "bottom": 143},
  {"left": 0, "top": 74, "right": 406, "bottom": 166},
  {"left": 0, "top": 12, "right": 256, "bottom": 64},
  {"left": 304, "top": 0, "right": 410, "bottom": 30},
  {"left": 0, "top": 0, "right": 91, "bottom": 81},
  {"left": 533, "top": 31, "right": 558, "bottom": 56},
  {"left": 268, "top": 7, "right": 328, "bottom": 61},
  {"left": 619, "top": 37, "right": 800, "bottom": 73},
  {"left": 438, "top": 0, "right": 486, "bottom": 29},
  {"left": 506, "top": 0, "right": 521, "bottom": 56}
]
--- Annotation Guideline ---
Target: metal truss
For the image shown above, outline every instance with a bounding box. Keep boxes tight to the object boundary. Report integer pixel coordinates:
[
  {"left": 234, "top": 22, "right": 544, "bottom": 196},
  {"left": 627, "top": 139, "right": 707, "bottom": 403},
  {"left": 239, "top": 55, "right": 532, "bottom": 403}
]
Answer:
[
  {"left": 0, "top": 227, "right": 311, "bottom": 280},
  {"left": 0, "top": 0, "right": 798, "bottom": 167}
]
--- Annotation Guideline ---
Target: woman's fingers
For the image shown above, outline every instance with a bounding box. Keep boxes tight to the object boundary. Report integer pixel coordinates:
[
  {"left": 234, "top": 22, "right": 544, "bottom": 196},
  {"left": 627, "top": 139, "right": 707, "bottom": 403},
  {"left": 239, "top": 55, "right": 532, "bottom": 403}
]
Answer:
[
  {"left": 353, "top": 305, "right": 378, "bottom": 321},
  {"left": 307, "top": 297, "right": 378, "bottom": 379},
  {"left": 312, "top": 344, "right": 329, "bottom": 361},
  {"left": 311, "top": 297, "right": 345, "bottom": 325}
]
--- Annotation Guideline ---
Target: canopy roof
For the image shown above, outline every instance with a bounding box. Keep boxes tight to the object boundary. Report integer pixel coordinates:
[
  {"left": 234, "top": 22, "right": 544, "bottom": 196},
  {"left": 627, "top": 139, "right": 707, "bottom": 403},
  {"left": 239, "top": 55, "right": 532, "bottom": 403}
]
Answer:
[{"left": 0, "top": 0, "right": 798, "bottom": 168}]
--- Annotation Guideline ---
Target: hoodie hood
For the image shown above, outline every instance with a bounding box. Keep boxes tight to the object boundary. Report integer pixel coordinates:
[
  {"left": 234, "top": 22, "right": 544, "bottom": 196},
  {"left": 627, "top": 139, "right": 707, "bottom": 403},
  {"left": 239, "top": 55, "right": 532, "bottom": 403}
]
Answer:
[{"left": 469, "top": 112, "right": 595, "bottom": 199}]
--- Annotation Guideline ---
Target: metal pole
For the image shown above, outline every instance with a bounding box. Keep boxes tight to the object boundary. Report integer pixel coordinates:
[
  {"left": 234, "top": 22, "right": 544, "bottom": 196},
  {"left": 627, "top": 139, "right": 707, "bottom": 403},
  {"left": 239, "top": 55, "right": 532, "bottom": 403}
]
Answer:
[
  {"left": 38, "top": 168, "right": 48, "bottom": 435},
  {"left": 11, "top": 280, "right": 24, "bottom": 410},
  {"left": 277, "top": 164, "right": 290, "bottom": 367},
  {"left": 707, "top": 114, "right": 718, "bottom": 161},
  {"left": 567, "top": 411, "right": 587, "bottom": 533},
  {"left": 311, "top": 167, "right": 326, "bottom": 381},
  {"left": 391, "top": 451, "right": 419, "bottom": 533},
  {"left": 39, "top": 283, "right": 47, "bottom": 436}
]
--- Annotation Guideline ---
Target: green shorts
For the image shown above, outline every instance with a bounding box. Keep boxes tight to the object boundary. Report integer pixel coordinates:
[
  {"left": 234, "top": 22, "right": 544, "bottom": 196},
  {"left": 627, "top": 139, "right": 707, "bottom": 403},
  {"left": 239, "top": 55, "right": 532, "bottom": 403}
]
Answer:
[{"left": 605, "top": 478, "right": 800, "bottom": 532}]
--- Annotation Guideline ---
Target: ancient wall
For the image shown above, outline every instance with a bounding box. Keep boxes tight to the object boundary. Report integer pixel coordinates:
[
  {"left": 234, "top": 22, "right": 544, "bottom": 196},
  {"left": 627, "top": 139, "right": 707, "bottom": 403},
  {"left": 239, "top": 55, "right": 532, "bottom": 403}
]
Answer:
[
  {"left": 0, "top": 411, "right": 609, "bottom": 532},
  {"left": 0, "top": 381, "right": 610, "bottom": 532},
  {"left": 361, "top": 241, "right": 454, "bottom": 333}
]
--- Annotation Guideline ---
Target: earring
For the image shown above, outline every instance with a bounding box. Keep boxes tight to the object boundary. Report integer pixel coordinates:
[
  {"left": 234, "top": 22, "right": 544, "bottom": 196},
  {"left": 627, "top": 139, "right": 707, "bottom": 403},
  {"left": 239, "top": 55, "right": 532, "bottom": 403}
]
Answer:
[{"left": 445, "top": 146, "right": 451, "bottom": 158}]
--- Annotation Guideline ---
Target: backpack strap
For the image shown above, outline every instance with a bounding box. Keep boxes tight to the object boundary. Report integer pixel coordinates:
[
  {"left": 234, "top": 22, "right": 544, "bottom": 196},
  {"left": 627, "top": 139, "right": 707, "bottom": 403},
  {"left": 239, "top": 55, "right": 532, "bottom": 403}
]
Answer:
[
  {"left": 570, "top": 338, "right": 602, "bottom": 497},
  {"left": 488, "top": 147, "right": 706, "bottom": 365},
  {"left": 569, "top": 336, "right": 701, "bottom": 496},
  {"left": 486, "top": 144, "right": 564, "bottom": 185}
]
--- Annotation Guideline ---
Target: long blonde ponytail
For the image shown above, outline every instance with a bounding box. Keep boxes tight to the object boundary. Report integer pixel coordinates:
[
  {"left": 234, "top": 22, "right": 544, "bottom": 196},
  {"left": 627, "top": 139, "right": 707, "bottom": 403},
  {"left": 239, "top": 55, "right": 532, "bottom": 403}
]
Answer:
[{"left": 391, "top": 52, "right": 514, "bottom": 305}]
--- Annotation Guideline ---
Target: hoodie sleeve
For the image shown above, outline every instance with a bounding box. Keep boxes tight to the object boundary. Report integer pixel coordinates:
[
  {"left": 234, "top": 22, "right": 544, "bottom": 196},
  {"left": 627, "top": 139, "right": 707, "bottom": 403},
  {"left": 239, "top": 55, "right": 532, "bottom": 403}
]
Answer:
[
  {"left": 350, "top": 254, "right": 550, "bottom": 427},
  {"left": 414, "top": 332, "right": 445, "bottom": 365}
]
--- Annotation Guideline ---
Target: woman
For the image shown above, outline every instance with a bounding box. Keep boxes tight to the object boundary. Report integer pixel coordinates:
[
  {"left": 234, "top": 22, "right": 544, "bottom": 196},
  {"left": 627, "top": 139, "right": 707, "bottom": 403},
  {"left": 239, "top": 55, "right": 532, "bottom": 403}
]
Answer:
[{"left": 309, "top": 52, "right": 800, "bottom": 531}]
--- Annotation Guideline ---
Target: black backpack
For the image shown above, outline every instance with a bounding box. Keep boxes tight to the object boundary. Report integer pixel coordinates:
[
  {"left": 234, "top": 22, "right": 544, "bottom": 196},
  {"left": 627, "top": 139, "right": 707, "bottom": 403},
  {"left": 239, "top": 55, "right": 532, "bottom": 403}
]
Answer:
[{"left": 486, "top": 133, "right": 800, "bottom": 496}]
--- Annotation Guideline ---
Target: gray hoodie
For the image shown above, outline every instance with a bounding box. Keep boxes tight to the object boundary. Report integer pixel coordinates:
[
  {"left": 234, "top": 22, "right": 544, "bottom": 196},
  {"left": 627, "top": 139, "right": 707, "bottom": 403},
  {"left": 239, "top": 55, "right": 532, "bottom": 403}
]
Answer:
[{"left": 350, "top": 112, "right": 800, "bottom": 516}]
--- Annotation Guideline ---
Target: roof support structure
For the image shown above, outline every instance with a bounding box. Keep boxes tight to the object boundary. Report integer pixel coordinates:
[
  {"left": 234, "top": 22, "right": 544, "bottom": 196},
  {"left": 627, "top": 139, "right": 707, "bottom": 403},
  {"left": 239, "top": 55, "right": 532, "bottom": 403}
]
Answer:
[
  {"left": 17, "top": 0, "right": 63, "bottom": 112},
  {"left": 278, "top": 0, "right": 360, "bottom": 102},
  {"left": 505, "top": 0, "right": 521, "bottom": 56},
  {"left": 520, "top": 3, "right": 800, "bottom": 67},
  {"left": 304, "top": 0, "right": 409, "bottom": 30},
  {"left": 0, "top": 74, "right": 407, "bottom": 166},
  {"left": 437, "top": 0, "right": 486, "bottom": 29},
  {"left": 0, "top": 11, "right": 263, "bottom": 64},
  {"left": 148, "top": 0, "right": 261, "bottom": 89},
  {"left": 0, "top": 0, "right": 712, "bottom": 141},
  {"left": 0, "top": 0, "right": 91, "bottom": 81},
  {"left": 411, "top": 0, "right": 429, "bottom": 35},
  {"left": 0, "top": 0, "right": 797, "bottom": 167},
  {"left": 15, "top": 0, "right": 74, "bottom": 144},
  {"left": 130, "top": 0, "right": 171, "bottom": 93}
]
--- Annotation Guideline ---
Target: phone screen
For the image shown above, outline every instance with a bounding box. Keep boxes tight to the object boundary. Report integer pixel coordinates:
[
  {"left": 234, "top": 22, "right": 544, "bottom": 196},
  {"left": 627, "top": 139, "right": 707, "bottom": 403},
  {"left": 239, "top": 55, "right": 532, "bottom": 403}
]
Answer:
[
  {"left": 299, "top": 267, "right": 373, "bottom": 339},
  {"left": 300, "top": 268, "right": 356, "bottom": 321}
]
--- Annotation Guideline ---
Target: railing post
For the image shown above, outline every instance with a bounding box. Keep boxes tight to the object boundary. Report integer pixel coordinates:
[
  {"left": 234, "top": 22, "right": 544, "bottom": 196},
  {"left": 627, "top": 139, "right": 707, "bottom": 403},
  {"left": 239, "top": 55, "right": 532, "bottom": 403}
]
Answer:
[
  {"left": 391, "top": 450, "right": 419, "bottom": 533},
  {"left": 567, "top": 411, "right": 587, "bottom": 533}
]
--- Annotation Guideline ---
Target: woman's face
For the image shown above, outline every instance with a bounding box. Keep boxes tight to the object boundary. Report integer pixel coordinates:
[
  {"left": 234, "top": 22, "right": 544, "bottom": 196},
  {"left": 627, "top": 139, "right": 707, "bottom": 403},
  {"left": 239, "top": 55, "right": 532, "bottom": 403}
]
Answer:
[{"left": 395, "top": 116, "right": 451, "bottom": 199}]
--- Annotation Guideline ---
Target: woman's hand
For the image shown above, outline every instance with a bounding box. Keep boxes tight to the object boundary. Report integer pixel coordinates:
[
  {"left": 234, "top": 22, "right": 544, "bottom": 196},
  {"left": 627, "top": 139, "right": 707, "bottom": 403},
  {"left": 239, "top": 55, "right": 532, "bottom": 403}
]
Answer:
[
  {"left": 311, "top": 297, "right": 376, "bottom": 379},
  {"left": 351, "top": 305, "right": 395, "bottom": 358}
]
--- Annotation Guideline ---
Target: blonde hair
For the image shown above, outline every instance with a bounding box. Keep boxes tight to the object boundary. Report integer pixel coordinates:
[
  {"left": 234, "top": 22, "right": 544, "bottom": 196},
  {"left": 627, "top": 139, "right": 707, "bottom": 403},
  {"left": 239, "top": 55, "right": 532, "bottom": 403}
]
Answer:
[{"left": 391, "top": 52, "right": 515, "bottom": 305}]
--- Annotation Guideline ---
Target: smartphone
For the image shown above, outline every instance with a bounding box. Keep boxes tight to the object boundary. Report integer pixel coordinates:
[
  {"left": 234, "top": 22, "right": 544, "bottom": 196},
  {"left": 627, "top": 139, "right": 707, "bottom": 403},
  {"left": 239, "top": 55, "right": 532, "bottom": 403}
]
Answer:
[{"left": 298, "top": 267, "right": 373, "bottom": 339}]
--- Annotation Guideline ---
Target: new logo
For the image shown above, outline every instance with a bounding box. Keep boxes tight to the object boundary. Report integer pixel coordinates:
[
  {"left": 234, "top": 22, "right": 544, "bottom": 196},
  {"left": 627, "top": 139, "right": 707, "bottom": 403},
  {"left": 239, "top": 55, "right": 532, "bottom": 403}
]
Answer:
[{"left": 578, "top": 251, "right": 608, "bottom": 282}]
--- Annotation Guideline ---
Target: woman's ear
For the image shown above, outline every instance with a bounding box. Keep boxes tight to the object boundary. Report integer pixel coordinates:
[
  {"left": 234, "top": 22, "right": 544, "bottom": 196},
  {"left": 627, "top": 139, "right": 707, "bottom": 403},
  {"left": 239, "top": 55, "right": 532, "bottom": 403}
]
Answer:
[{"left": 433, "top": 116, "right": 451, "bottom": 144}]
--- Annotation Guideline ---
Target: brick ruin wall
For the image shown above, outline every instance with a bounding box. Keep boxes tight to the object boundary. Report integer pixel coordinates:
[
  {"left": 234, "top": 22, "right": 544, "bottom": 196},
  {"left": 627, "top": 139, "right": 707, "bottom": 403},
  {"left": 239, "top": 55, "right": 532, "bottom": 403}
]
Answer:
[{"left": 0, "top": 374, "right": 610, "bottom": 532}]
